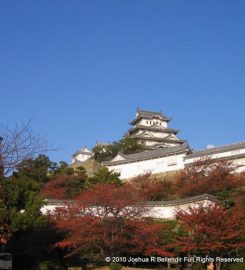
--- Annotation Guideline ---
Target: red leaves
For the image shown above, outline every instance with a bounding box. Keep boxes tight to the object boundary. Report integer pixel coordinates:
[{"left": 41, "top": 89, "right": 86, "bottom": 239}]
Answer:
[
  {"left": 41, "top": 175, "right": 72, "bottom": 199},
  {"left": 175, "top": 201, "right": 245, "bottom": 254},
  {"left": 174, "top": 159, "right": 242, "bottom": 197},
  {"left": 41, "top": 173, "right": 86, "bottom": 199},
  {"left": 130, "top": 173, "right": 174, "bottom": 201},
  {"left": 50, "top": 184, "right": 171, "bottom": 258}
]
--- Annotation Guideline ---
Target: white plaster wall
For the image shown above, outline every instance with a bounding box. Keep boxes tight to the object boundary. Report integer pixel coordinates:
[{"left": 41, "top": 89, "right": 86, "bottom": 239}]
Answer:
[
  {"left": 136, "top": 119, "right": 167, "bottom": 128},
  {"left": 144, "top": 140, "right": 159, "bottom": 147},
  {"left": 143, "top": 140, "right": 179, "bottom": 147},
  {"left": 232, "top": 157, "right": 245, "bottom": 173},
  {"left": 106, "top": 148, "right": 245, "bottom": 180},
  {"left": 73, "top": 153, "right": 92, "bottom": 162},
  {"left": 137, "top": 130, "right": 174, "bottom": 139},
  {"left": 112, "top": 154, "right": 126, "bottom": 162},
  {"left": 185, "top": 148, "right": 245, "bottom": 165},
  {"left": 41, "top": 204, "right": 62, "bottom": 215},
  {"left": 165, "top": 142, "right": 181, "bottom": 147},
  {"left": 41, "top": 199, "right": 215, "bottom": 220},
  {"left": 144, "top": 199, "right": 215, "bottom": 219},
  {"left": 184, "top": 149, "right": 245, "bottom": 173},
  {"left": 106, "top": 153, "right": 186, "bottom": 179}
]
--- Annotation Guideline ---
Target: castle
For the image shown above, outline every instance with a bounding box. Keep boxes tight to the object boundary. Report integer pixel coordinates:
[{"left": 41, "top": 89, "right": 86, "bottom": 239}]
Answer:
[{"left": 72, "top": 109, "right": 245, "bottom": 179}]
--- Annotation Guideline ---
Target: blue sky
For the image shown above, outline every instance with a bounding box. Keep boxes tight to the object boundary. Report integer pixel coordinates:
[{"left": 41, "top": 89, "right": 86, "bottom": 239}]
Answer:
[{"left": 1, "top": 1, "right": 245, "bottom": 163}]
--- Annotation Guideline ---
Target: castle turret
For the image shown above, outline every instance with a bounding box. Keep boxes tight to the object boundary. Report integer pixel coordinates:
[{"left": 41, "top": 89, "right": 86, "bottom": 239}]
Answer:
[
  {"left": 125, "top": 109, "right": 185, "bottom": 149},
  {"left": 72, "top": 147, "right": 92, "bottom": 163}
]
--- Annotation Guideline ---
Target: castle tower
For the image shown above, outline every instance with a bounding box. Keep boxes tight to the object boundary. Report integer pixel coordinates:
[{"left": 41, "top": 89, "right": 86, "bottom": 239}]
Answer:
[
  {"left": 125, "top": 109, "right": 185, "bottom": 149},
  {"left": 71, "top": 147, "right": 92, "bottom": 163}
]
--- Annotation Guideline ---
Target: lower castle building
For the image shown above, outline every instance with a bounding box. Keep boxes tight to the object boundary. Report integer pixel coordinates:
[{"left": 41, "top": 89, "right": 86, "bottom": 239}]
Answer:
[
  {"left": 103, "top": 141, "right": 245, "bottom": 179},
  {"left": 41, "top": 193, "right": 217, "bottom": 220},
  {"left": 72, "top": 109, "right": 245, "bottom": 179}
]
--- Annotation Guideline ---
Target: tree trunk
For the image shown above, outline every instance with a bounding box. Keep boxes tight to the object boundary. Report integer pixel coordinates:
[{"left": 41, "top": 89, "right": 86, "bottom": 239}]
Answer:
[{"left": 216, "top": 262, "right": 222, "bottom": 270}]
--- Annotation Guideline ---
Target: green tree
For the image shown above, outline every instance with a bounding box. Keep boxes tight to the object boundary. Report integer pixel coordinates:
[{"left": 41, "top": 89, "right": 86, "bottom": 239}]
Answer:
[
  {"left": 92, "top": 138, "right": 144, "bottom": 162},
  {"left": 41, "top": 165, "right": 88, "bottom": 199},
  {"left": 3, "top": 175, "right": 45, "bottom": 232},
  {"left": 118, "top": 137, "right": 144, "bottom": 154},
  {"left": 92, "top": 143, "right": 118, "bottom": 162},
  {"left": 13, "top": 155, "right": 57, "bottom": 183},
  {"left": 53, "top": 161, "right": 74, "bottom": 175},
  {"left": 88, "top": 167, "right": 121, "bottom": 185},
  {"left": 2, "top": 161, "right": 65, "bottom": 269}
]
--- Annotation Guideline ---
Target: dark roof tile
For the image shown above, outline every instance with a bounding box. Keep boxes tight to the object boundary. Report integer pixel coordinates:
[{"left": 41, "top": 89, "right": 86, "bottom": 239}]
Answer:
[
  {"left": 103, "top": 143, "right": 190, "bottom": 165},
  {"left": 130, "top": 109, "right": 171, "bottom": 125},
  {"left": 185, "top": 141, "right": 245, "bottom": 159}
]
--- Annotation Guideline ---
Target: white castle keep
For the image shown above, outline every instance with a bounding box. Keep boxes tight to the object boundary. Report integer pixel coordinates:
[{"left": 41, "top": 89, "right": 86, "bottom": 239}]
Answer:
[{"left": 72, "top": 109, "right": 245, "bottom": 179}]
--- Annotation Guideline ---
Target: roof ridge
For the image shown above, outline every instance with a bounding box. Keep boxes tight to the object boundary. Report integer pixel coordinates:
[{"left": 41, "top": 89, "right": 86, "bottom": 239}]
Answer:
[
  {"left": 185, "top": 141, "right": 245, "bottom": 159},
  {"left": 104, "top": 143, "right": 190, "bottom": 165},
  {"left": 144, "top": 193, "right": 218, "bottom": 206},
  {"left": 193, "top": 141, "right": 245, "bottom": 153},
  {"left": 138, "top": 109, "right": 162, "bottom": 114},
  {"left": 44, "top": 193, "right": 217, "bottom": 206}
]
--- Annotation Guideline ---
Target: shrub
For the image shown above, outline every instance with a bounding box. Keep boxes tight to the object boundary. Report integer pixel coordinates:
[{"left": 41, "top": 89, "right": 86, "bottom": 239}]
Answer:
[
  {"left": 38, "top": 261, "right": 60, "bottom": 270},
  {"left": 109, "top": 262, "right": 123, "bottom": 270}
]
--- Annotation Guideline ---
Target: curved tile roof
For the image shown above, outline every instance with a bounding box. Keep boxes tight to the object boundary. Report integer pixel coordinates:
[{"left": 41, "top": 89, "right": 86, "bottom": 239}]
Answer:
[
  {"left": 128, "top": 125, "right": 179, "bottom": 134},
  {"left": 103, "top": 143, "right": 190, "bottom": 165},
  {"left": 185, "top": 141, "right": 245, "bottom": 159},
  {"left": 43, "top": 193, "right": 218, "bottom": 207},
  {"left": 130, "top": 109, "right": 171, "bottom": 125}
]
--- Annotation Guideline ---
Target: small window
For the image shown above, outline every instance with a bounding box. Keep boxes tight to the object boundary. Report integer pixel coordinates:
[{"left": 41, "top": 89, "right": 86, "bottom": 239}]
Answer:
[{"left": 167, "top": 156, "right": 177, "bottom": 166}]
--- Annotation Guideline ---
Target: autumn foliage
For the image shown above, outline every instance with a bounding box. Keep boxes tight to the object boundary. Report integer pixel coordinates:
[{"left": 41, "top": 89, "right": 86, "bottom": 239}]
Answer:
[
  {"left": 42, "top": 158, "right": 245, "bottom": 267},
  {"left": 174, "top": 159, "right": 243, "bottom": 198},
  {"left": 175, "top": 201, "right": 245, "bottom": 270},
  {"left": 130, "top": 173, "right": 175, "bottom": 201},
  {"left": 51, "top": 184, "right": 172, "bottom": 259},
  {"left": 41, "top": 168, "right": 87, "bottom": 199}
]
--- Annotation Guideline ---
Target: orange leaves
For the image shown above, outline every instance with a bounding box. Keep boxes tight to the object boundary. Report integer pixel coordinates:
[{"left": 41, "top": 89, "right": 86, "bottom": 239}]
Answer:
[
  {"left": 41, "top": 173, "right": 86, "bottom": 199},
  {"left": 174, "top": 159, "right": 242, "bottom": 198},
  {"left": 50, "top": 184, "right": 171, "bottom": 258},
  {"left": 175, "top": 202, "right": 245, "bottom": 254},
  {"left": 130, "top": 173, "right": 174, "bottom": 201},
  {"left": 41, "top": 175, "right": 71, "bottom": 199}
]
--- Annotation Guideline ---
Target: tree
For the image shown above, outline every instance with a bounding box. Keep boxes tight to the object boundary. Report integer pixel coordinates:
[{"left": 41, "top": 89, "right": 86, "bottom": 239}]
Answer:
[
  {"left": 88, "top": 167, "right": 121, "bottom": 185},
  {"left": 2, "top": 155, "right": 57, "bottom": 239},
  {"left": 13, "top": 155, "right": 57, "bottom": 184},
  {"left": 174, "top": 159, "right": 243, "bottom": 201},
  {"left": 0, "top": 122, "right": 53, "bottom": 248},
  {"left": 51, "top": 184, "right": 172, "bottom": 262},
  {"left": 92, "top": 143, "right": 118, "bottom": 162},
  {"left": 0, "top": 121, "right": 53, "bottom": 176},
  {"left": 117, "top": 138, "right": 145, "bottom": 155},
  {"left": 175, "top": 202, "right": 245, "bottom": 270},
  {"left": 1, "top": 157, "right": 66, "bottom": 269},
  {"left": 6, "top": 218, "right": 65, "bottom": 269},
  {"left": 130, "top": 173, "right": 175, "bottom": 201},
  {"left": 41, "top": 165, "right": 88, "bottom": 200},
  {"left": 92, "top": 138, "right": 144, "bottom": 162}
]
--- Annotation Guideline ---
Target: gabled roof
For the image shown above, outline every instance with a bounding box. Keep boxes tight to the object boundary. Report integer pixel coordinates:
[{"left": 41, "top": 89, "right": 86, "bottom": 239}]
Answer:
[
  {"left": 127, "top": 125, "right": 179, "bottom": 135},
  {"left": 130, "top": 109, "right": 171, "bottom": 125},
  {"left": 128, "top": 134, "right": 186, "bottom": 144},
  {"left": 185, "top": 141, "right": 245, "bottom": 159},
  {"left": 103, "top": 143, "right": 190, "bottom": 165},
  {"left": 111, "top": 153, "right": 127, "bottom": 162},
  {"left": 72, "top": 147, "right": 92, "bottom": 157}
]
